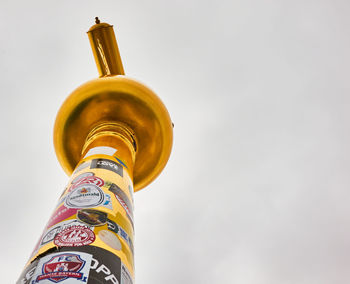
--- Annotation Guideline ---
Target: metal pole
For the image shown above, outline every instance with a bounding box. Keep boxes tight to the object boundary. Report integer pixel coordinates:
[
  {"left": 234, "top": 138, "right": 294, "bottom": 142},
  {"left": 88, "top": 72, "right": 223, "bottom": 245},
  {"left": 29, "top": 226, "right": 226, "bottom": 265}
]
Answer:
[{"left": 17, "top": 18, "right": 173, "bottom": 284}]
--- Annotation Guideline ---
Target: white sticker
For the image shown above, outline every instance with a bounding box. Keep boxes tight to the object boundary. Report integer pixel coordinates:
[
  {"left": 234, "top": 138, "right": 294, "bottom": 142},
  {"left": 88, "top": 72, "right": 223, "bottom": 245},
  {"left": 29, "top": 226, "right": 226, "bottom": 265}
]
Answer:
[
  {"left": 84, "top": 146, "right": 118, "bottom": 159},
  {"left": 31, "top": 251, "right": 92, "bottom": 283},
  {"left": 65, "top": 184, "right": 104, "bottom": 209},
  {"left": 98, "top": 230, "right": 122, "bottom": 251}
]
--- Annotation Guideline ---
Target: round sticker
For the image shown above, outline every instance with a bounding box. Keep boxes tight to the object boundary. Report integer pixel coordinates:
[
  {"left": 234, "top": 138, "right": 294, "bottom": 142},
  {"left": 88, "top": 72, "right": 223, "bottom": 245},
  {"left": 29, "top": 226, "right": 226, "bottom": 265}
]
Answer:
[
  {"left": 77, "top": 209, "right": 107, "bottom": 226},
  {"left": 54, "top": 226, "right": 95, "bottom": 247},
  {"left": 98, "top": 230, "right": 122, "bottom": 250},
  {"left": 65, "top": 184, "right": 104, "bottom": 208}
]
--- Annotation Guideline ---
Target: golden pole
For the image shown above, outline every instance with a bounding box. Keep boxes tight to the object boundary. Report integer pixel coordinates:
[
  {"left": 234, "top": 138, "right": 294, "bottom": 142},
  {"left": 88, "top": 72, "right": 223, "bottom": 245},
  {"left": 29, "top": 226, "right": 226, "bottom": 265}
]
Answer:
[{"left": 17, "top": 18, "right": 173, "bottom": 284}]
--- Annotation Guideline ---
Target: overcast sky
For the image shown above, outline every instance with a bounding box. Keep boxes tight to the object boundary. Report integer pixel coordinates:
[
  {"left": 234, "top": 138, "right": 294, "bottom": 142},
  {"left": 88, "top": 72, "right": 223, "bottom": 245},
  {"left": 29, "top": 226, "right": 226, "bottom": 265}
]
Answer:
[{"left": 2, "top": 0, "right": 350, "bottom": 283}]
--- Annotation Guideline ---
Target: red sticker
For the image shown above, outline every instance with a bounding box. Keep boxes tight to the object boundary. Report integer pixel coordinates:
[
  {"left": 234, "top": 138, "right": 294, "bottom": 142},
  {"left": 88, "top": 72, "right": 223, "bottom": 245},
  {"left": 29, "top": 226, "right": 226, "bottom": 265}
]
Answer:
[
  {"left": 54, "top": 226, "right": 95, "bottom": 247},
  {"left": 69, "top": 176, "right": 105, "bottom": 192}
]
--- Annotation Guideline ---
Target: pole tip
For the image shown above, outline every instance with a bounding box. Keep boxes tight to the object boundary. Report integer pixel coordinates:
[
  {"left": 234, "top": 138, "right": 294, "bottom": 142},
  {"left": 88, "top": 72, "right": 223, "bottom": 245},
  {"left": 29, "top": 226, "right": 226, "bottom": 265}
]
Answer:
[{"left": 95, "top": 17, "right": 100, "bottom": 24}]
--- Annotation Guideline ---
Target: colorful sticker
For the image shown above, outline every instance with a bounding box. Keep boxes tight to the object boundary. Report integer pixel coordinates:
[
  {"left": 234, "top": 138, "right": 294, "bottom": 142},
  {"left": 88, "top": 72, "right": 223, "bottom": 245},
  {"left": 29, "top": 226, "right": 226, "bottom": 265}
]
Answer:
[
  {"left": 77, "top": 209, "right": 107, "bottom": 226},
  {"left": 60, "top": 246, "right": 130, "bottom": 283},
  {"left": 46, "top": 205, "right": 78, "bottom": 229},
  {"left": 25, "top": 150, "right": 135, "bottom": 279},
  {"left": 31, "top": 251, "right": 92, "bottom": 283},
  {"left": 70, "top": 176, "right": 105, "bottom": 192},
  {"left": 41, "top": 219, "right": 93, "bottom": 247},
  {"left": 54, "top": 226, "right": 96, "bottom": 247}
]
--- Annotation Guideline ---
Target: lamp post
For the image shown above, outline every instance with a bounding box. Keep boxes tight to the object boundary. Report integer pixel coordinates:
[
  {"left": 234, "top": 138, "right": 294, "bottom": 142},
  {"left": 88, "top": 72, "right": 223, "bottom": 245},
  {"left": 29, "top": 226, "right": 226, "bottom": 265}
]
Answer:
[{"left": 17, "top": 18, "right": 173, "bottom": 284}]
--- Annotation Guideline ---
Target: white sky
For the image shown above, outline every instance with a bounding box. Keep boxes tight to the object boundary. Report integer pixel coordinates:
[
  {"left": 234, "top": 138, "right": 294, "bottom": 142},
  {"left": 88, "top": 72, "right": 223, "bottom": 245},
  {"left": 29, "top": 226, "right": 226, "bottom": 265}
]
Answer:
[{"left": 1, "top": 0, "right": 350, "bottom": 283}]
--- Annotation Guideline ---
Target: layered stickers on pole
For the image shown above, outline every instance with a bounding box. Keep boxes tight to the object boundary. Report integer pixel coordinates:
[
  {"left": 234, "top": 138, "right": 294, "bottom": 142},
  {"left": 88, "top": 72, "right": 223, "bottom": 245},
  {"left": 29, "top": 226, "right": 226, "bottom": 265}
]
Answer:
[
  {"left": 107, "top": 219, "right": 134, "bottom": 254},
  {"left": 19, "top": 247, "right": 134, "bottom": 284},
  {"left": 59, "top": 246, "right": 134, "bottom": 284},
  {"left": 27, "top": 152, "right": 136, "bottom": 275},
  {"left": 41, "top": 219, "right": 94, "bottom": 248},
  {"left": 59, "top": 175, "right": 113, "bottom": 210},
  {"left": 108, "top": 183, "right": 134, "bottom": 225},
  {"left": 30, "top": 251, "right": 92, "bottom": 283}
]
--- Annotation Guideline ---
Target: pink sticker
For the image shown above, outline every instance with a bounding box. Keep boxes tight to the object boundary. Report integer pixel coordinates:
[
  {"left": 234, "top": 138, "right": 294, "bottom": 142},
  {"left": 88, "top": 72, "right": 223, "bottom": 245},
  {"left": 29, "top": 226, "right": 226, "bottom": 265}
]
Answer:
[{"left": 46, "top": 205, "right": 78, "bottom": 229}]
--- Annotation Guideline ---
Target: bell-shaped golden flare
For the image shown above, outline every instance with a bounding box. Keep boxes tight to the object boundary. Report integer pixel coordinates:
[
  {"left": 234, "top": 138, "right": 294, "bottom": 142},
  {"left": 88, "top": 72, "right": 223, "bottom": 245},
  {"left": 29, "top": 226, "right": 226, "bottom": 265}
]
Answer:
[{"left": 53, "top": 18, "right": 173, "bottom": 191}]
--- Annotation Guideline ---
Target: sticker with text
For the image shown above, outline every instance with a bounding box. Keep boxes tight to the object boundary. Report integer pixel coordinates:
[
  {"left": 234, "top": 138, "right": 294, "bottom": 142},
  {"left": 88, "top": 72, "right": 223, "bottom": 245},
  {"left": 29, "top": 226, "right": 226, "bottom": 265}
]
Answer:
[
  {"left": 41, "top": 219, "right": 93, "bottom": 248},
  {"left": 65, "top": 184, "right": 111, "bottom": 209},
  {"left": 54, "top": 226, "right": 96, "bottom": 247},
  {"left": 90, "top": 159, "right": 123, "bottom": 177},
  {"left": 31, "top": 252, "right": 92, "bottom": 283}
]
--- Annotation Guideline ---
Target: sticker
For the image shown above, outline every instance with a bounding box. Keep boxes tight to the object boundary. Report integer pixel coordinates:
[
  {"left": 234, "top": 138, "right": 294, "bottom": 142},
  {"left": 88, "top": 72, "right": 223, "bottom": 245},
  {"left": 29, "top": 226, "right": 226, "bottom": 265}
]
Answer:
[
  {"left": 65, "top": 184, "right": 104, "bottom": 209},
  {"left": 70, "top": 176, "right": 105, "bottom": 191},
  {"left": 31, "top": 252, "right": 92, "bottom": 283},
  {"left": 71, "top": 172, "right": 95, "bottom": 184},
  {"left": 54, "top": 226, "right": 96, "bottom": 247},
  {"left": 73, "top": 161, "right": 91, "bottom": 174},
  {"left": 123, "top": 173, "right": 134, "bottom": 202},
  {"left": 121, "top": 264, "right": 133, "bottom": 284},
  {"left": 16, "top": 258, "right": 38, "bottom": 284},
  {"left": 41, "top": 220, "right": 93, "bottom": 247},
  {"left": 90, "top": 158, "right": 123, "bottom": 177},
  {"left": 84, "top": 146, "right": 117, "bottom": 159},
  {"left": 103, "top": 194, "right": 113, "bottom": 209},
  {"left": 46, "top": 205, "right": 78, "bottom": 229},
  {"left": 107, "top": 219, "right": 134, "bottom": 254},
  {"left": 128, "top": 185, "right": 133, "bottom": 202},
  {"left": 60, "top": 246, "right": 130, "bottom": 284},
  {"left": 77, "top": 209, "right": 107, "bottom": 226},
  {"left": 98, "top": 230, "right": 122, "bottom": 250},
  {"left": 109, "top": 184, "right": 133, "bottom": 222}
]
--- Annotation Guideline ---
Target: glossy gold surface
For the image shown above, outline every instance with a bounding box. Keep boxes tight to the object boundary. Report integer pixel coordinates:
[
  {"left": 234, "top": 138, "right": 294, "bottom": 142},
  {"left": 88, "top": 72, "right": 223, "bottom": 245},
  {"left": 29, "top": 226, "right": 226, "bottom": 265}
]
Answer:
[
  {"left": 87, "top": 18, "right": 125, "bottom": 77},
  {"left": 54, "top": 76, "right": 173, "bottom": 191},
  {"left": 54, "top": 19, "right": 173, "bottom": 191}
]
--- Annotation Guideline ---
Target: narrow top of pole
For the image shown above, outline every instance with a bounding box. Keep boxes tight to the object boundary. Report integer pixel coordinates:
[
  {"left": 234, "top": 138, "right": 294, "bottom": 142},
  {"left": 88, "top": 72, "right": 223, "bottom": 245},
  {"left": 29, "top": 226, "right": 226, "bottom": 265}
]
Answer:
[{"left": 87, "top": 17, "right": 125, "bottom": 77}]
